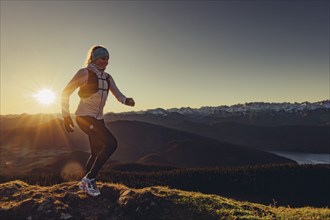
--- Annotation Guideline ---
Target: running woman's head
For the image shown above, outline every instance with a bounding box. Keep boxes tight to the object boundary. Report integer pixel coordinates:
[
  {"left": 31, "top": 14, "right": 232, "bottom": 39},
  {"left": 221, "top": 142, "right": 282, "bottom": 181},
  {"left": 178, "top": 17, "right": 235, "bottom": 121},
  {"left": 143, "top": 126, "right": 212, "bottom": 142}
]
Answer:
[{"left": 86, "top": 45, "right": 109, "bottom": 70}]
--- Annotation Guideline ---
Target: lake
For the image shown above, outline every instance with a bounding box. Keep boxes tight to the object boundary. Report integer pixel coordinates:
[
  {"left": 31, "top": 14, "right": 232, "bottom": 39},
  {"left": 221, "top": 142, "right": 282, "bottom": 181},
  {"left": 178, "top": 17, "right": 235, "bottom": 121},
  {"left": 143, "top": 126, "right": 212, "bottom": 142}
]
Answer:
[{"left": 269, "top": 151, "right": 330, "bottom": 165}]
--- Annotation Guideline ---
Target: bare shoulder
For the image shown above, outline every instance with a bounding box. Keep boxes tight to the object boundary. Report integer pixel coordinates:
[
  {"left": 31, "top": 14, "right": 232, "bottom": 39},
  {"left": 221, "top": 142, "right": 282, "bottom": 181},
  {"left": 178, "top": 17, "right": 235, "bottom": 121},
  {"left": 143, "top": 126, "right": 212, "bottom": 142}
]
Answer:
[
  {"left": 77, "top": 68, "right": 89, "bottom": 75},
  {"left": 73, "top": 68, "right": 89, "bottom": 79}
]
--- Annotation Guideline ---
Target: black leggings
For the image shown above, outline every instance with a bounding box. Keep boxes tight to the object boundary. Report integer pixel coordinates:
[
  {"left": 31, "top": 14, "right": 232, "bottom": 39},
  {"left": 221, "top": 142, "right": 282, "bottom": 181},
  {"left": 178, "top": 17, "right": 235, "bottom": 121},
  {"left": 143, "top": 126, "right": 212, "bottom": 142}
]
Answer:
[{"left": 76, "top": 116, "right": 117, "bottom": 179}]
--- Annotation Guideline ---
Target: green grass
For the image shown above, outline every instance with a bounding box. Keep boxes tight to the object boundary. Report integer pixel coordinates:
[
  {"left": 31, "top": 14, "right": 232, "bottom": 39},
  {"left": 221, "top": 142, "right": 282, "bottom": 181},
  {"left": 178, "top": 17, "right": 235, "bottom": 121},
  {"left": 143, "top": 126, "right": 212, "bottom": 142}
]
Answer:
[
  {"left": 1, "top": 180, "right": 329, "bottom": 220},
  {"left": 143, "top": 186, "right": 330, "bottom": 220}
]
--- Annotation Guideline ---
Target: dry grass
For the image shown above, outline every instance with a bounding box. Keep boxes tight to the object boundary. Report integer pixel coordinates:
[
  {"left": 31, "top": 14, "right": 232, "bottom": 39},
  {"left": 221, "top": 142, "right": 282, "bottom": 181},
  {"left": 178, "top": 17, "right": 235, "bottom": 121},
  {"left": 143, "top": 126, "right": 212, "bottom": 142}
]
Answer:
[{"left": 1, "top": 180, "right": 329, "bottom": 220}]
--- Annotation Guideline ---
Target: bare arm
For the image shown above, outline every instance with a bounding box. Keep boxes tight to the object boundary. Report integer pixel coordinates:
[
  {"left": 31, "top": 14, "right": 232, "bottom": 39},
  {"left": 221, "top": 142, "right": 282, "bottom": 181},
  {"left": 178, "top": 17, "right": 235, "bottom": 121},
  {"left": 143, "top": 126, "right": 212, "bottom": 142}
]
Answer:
[
  {"left": 61, "top": 69, "right": 88, "bottom": 117},
  {"left": 108, "top": 74, "right": 135, "bottom": 107},
  {"left": 108, "top": 74, "right": 127, "bottom": 104}
]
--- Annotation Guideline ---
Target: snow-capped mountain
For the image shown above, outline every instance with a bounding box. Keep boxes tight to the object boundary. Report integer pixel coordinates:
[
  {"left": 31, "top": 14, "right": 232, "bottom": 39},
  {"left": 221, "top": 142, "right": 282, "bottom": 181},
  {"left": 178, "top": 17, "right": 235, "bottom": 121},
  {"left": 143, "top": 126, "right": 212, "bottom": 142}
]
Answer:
[{"left": 140, "top": 100, "right": 330, "bottom": 116}]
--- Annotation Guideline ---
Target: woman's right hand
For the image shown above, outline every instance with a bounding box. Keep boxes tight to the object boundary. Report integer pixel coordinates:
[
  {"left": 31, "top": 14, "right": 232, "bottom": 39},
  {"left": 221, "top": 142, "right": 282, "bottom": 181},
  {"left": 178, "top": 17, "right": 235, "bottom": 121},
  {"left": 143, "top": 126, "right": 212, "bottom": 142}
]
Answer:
[{"left": 64, "top": 116, "right": 74, "bottom": 133}]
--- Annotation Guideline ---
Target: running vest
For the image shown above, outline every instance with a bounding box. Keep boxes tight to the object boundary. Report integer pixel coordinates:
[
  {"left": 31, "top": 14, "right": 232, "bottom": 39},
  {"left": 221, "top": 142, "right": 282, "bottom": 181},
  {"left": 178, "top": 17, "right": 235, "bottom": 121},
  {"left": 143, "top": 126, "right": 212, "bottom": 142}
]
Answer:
[{"left": 78, "top": 69, "right": 111, "bottom": 98}]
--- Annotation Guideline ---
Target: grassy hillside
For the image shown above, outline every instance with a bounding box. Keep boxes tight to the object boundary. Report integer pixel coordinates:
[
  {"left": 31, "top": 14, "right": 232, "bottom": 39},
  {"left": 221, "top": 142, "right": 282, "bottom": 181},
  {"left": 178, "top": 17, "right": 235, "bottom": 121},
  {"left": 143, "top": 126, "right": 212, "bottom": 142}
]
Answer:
[
  {"left": 0, "top": 180, "right": 329, "bottom": 220},
  {"left": 1, "top": 163, "right": 329, "bottom": 207}
]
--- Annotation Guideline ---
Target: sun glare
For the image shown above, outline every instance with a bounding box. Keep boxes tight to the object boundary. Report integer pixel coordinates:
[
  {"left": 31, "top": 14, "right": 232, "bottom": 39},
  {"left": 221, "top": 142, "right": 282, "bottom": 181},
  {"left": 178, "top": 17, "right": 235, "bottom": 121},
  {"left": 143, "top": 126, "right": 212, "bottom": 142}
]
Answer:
[{"left": 34, "top": 89, "right": 56, "bottom": 105}]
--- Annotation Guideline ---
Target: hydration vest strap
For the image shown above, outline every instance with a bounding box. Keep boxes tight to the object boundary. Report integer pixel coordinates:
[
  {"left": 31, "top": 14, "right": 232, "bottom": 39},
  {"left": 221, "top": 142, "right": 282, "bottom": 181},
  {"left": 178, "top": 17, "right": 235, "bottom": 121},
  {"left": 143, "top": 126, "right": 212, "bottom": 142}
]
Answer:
[{"left": 78, "top": 69, "right": 111, "bottom": 98}]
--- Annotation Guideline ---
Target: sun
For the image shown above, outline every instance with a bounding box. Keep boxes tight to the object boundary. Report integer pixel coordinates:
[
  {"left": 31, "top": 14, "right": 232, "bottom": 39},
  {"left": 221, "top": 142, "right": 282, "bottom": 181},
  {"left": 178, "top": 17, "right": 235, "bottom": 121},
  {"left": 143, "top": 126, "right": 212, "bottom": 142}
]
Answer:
[{"left": 34, "top": 89, "right": 56, "bottom": 105}]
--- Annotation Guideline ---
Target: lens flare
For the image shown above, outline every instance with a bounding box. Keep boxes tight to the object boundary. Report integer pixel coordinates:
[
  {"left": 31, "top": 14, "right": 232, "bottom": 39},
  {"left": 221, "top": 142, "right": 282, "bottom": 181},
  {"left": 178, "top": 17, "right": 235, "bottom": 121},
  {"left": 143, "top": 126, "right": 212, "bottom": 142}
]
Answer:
[{"left": 60, "top": 162, "right": 84, "bottom": 181}]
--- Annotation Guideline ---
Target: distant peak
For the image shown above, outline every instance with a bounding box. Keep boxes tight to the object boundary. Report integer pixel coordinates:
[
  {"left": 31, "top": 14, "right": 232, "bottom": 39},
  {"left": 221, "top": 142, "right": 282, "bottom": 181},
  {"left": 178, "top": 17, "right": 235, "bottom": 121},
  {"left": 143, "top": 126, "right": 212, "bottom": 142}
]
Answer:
[{"left": 131, "top": 100, "right": 330, "bottom": 116}]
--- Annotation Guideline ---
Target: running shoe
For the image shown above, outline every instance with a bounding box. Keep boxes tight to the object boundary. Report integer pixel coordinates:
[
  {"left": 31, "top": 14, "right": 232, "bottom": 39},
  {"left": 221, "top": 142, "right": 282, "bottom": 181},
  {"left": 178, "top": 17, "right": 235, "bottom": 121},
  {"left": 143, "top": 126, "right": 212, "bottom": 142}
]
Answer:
[{"left": 78, "top": 176, "right": 101, "bottom": 196}]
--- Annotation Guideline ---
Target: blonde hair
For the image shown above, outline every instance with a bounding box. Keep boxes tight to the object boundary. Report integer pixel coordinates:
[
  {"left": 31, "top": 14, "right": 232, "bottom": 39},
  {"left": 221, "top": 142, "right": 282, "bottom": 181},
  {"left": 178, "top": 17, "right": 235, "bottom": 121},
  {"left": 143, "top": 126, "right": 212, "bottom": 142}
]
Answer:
[{"left": 85, "top": 45, "right": 106, "bottom": 66}]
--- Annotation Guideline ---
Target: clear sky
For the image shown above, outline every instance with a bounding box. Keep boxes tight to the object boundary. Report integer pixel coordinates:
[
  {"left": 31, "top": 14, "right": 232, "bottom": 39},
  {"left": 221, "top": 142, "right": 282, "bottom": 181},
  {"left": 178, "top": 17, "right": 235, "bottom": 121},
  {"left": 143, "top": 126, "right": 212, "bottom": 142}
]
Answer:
[{"left": 1, "top": 1, "right": 329, "bottom": 115}]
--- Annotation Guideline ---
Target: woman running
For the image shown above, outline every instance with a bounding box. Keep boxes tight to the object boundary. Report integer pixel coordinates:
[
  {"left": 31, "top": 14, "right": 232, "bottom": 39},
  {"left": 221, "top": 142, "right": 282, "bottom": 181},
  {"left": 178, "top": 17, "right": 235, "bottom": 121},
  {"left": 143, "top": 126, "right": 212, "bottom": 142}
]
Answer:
[{"left": 61, "top": 45, "right": 135, "bottom": 196}]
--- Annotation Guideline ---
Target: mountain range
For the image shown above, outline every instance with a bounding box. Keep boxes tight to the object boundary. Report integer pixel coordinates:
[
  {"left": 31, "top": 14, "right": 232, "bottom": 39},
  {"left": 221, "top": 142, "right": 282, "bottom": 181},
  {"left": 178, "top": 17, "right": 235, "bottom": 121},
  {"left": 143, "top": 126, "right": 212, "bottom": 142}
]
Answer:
[
  {"left": 139, "top": 100, "right": 330, "bottom": 116},
  {"left": 1, "top": 100, "right": 329, "bottom": 174},
  {"left": 107, "top": 100, "right": 330, "bottom": 126},
  {"left": 104, "top": 100, "right": 330, "bottom": 153},
  {"left": 0, "top": 119, "right": 295, "bottom": 175}
]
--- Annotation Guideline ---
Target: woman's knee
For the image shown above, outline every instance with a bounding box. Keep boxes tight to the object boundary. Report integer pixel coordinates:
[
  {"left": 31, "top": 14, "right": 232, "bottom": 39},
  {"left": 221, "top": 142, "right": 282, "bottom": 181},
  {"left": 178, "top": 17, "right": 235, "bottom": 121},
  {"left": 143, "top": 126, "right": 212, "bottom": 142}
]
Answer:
[{"left": 105, "top": 137, "right": 118, "bottom": 153}]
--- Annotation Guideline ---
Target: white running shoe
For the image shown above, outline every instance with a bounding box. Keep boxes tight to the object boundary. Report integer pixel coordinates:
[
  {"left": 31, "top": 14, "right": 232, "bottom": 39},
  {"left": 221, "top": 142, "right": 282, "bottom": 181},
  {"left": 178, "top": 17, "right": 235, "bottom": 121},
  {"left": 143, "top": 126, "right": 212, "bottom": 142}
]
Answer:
[{"left": 79, "top": 176, "right": 101, "bottom": 196}]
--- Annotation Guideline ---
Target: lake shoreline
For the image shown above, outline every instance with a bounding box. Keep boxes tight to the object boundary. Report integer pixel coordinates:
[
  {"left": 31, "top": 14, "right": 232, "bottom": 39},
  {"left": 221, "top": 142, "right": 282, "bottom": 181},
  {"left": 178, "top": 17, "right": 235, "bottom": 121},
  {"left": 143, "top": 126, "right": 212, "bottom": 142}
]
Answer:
[{"left": 268, "top": 150, "right": 330, "bottom": 165}]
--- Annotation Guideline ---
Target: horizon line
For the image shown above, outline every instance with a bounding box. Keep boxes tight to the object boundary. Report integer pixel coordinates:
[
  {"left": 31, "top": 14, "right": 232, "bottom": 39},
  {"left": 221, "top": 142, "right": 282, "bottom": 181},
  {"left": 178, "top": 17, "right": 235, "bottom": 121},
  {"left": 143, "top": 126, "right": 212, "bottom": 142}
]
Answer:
[{"left": 1, "top": 99, "right": 329, "bottom": 117}]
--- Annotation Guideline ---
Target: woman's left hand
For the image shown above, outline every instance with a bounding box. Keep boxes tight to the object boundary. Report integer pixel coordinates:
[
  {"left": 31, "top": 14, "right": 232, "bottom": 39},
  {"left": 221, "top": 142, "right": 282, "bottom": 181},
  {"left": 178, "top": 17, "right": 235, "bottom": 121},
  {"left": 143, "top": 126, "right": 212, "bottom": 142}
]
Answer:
[{"left": 125, "top": 98, "right": 135, "bottom": 106}]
